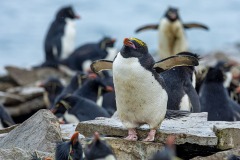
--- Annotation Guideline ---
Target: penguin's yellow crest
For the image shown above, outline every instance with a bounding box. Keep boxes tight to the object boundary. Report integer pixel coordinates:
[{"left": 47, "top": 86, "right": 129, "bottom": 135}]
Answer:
[{"left": 130, "top": 38, "right": 147, "bottom": 47}]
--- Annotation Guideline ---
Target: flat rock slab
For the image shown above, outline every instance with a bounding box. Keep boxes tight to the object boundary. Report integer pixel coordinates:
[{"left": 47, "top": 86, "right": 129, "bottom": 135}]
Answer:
[
  {"left": 0, "top": 109, "right": 62, "bottom": 153},
  {"left": 60, "top": 123, "right": 85, "bottom": 141},
  {"left": 76, "top": 113, "right": 217, "bottom": 146},
  {"left": 105, "top": 137, "right": 165, "bottom": 160}
]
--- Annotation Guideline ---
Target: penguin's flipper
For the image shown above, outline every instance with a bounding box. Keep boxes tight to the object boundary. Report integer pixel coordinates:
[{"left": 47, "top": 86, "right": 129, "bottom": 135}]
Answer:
[
  {"left": 165, "top": 110, "right": 190, "bottom": 119},
  {"left": 183, "top": 79, "right": 201, "bottom": 113},
  {"left": 90, "top": 60, "right": 113, "bottom": 73},
  {"left": 183, "top": 23, "right": 209, "bottom": 30},
  {"left": 153, "top": 55, "right": 199, "bottom": 73},
  {"left": 135, "top": 24, "right": 159, "bottom": 33}
]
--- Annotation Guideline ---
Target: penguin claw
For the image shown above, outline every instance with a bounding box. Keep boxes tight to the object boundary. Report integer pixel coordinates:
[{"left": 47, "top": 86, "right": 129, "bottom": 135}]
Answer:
[{"left": 143, "top": 129, "right": 156, "bottom": 142}]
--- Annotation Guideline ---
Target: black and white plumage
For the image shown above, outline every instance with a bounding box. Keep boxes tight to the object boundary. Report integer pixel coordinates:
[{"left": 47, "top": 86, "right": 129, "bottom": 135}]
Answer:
[
  {"left": 161, "top": 52, "right": 200, "bottom": 112},
  {"left": 44, "top": 6, "right": 80, "bottom": 67},
  {"left": 91, "top": 37, "right": 198, "bottom": 141},
  {"left": 199, "top": 67, "right": 240, "bottom": 121},
  {"left": 0, "top": 104, "right": 15, "bottom": 129},
  {"left": 55, "top": 132, "right": 83, "bottom": 160},
  {"left": 61, "top": 37, "right": 116, "bottom": 71},
  {"left": 135, "top": 7, "right": 209, "bottom": 59},
  {"left": 84, "top": 132, "right": 116, "bottom": 160}
]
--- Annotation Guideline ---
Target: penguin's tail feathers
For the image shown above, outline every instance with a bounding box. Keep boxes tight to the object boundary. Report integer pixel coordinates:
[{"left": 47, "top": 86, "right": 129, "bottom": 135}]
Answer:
[{"left": 165, "top": 110, "right": 190, "bottom": 119}]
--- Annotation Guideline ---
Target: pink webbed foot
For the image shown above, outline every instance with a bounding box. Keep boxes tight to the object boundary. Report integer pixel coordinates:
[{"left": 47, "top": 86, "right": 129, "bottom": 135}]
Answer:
[
  {"left": 124, "top": 128, "right": 138, "bottom": 141},
  {"left": 143, "top": 129, "right": 156, "bottom": 142}
]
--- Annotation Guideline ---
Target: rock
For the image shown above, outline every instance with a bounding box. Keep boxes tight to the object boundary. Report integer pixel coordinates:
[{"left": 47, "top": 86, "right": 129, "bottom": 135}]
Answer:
[
  {"left": 0, "top": 148, "right": 53, "bottom": 160},
  {"left": 105, "top": 137, "right": 165, "bottom": 160},
  {"left": 5, "top": 97, "right": 46, "bottom": 116},
  {"left": 0, "top": 109, "right": 62, "bottom": 153},
  {"left": 0, "top": 124, "right": 19, "bottom": 134},
  {"left": 192, "top": 147, "right": 240, "bottom": 160},
  {"left": 0, "top": 75, "right": 17, "bottom": 91},
  {"left": 5, "top": 66, "right": 68, "bottom": 86},
  {"left": 76, "top": 113, "right": 217, "bottom": 146},
  {"left": 214, "top": 123, "right": 240, "bottom": 150}
]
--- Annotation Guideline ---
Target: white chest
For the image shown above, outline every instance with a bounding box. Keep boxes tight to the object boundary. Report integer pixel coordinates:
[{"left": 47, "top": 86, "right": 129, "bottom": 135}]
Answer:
[
  {"left": 112, "top": 53, "right": 168, "bottom": 127},
  {"left": 61, "top": 18, "right": 76, "bottom": 59}
]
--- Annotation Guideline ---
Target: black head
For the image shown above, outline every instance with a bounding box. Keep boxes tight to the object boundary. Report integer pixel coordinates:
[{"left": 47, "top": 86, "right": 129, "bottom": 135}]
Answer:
[
  {"left": 215, "top": 60, "right": 236, "bottom": 72},
  {"left": 165, "top": 7, "right": 179, "bottom": 22},
  {"left": 51, "top": 94, "right": 80, "bottom": 114},
  {"left": 56, "top": 6, "right": 80, "bottom": 20},
  {"left": 56, "top": 132, "right": 83, "bottom": 160},
  {"left": 99, "top": 37, "right": 116, "bottom": 49},
  {"left": 85, "top": 132, "right": 115, "bottom": 160},
  {"left": 120, "top": 37, "right": 149, "bottom": 58},
  {"left": 205, "top": 67, "right": 225, "bottom": 83},
  {"left": 38, "top": 77, "right": 64, "bottom": 93}
]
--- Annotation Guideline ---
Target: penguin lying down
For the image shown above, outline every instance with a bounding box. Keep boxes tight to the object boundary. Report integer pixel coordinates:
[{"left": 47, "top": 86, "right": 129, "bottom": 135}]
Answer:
[{"left": 91, "top": 37, "right": 199, "bottom": 141}]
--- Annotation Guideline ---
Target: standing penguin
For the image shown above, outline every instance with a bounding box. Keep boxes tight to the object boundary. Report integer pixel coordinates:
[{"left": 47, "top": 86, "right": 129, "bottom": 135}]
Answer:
[
  {"left": 91, "top": 37, "right": 198, "bottom": 141},
  {"left": 135, "top": 7, "right": 208, "bottom": 59},
  {"left": 61, "top": 37, "right": 116, "bottom": 72},
  {"left": 199, "top": 67, "right": 240, "bottom": 121},
  {"left": 161, "top": 52, "right": 201, "bottom": 112},
  {"left": 44, "top": 6, "right": 80, "bottom": 66}
]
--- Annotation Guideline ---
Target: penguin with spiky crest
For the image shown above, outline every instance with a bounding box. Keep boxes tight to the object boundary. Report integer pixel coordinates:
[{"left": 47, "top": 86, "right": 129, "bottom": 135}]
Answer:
[
  {"left": 199, "top": 67, "right": 240, "bottom": 121},
  {"left": 161, "top": 52, "right": 201, "bottom": 112},
  {"left": 85, "top": 132, "right": 116, "bottom": 160},
  {"left": 91, "top": 37, "right": 198, "bottom": 141},
  {"left": 135, "top": 7, "right": 209, "bottom": 59},
  {"left": 44, "top": 6, "right": 80, "bottom": 67},
  {"left": 55, "top": 132, "right": 83, "bottom": 160}
]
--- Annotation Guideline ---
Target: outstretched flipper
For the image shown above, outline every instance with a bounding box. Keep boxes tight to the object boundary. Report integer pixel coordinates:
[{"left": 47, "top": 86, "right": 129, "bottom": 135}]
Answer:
[
  {"left": 90, "top": 60, "right": 113, "bottom": 73},
  {"left": 183, "top": 23, "right": 209, "bottom": 30},
  {"left": 153, "top": 55, "right": 199, "bottom": 73},
  {"left": 135, "top": 24, "right": 159, "bottom": 33}
]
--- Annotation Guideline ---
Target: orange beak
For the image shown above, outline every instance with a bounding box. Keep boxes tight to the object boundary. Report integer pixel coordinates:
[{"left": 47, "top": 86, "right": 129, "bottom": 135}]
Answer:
[{"left": 123, "top": 38, "right": 136, "bottom": 49}]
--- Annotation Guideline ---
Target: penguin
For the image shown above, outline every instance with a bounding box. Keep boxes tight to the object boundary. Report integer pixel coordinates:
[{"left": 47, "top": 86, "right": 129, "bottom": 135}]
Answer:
[
  {"left": 199, "top": 67, "right": 240, "bottom": 121},
  {"left": 84, "top": 132, "right": 116, "bottom": 160},
  {"left": 0, "top": 104, "right": 15, "bottom": 129},
  {"left": 135, "top": 7, "right": 209, "bottom": 59},
  {"left": 38, "top": 77, "right": 64, "bottom": 107},
  {"left": 52, "top": 94, "right": 110, "bottom": 123},
  {"left": 44, "top": 6, "right": 80, "bottom": 67},
  {"left": 90, "top": 37, "right": 198, "bottom": 141},
  {"left": 228, "top": 155, "right": 240, "bottom": 160},
  {"left": 55, "top": 132, "right": 83, "bottom": 160},
  {"left": 161, "top": 52, "right": 201, "bottom": 112},
  {"left": 73, "top": 76, "right": 114, "bottom": 103},
  {"left": 61, "top": 37, "right": 116, "bottom": 71}
]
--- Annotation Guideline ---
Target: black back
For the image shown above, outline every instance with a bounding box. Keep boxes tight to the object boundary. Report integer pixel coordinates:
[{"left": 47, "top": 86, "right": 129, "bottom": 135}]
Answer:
[
  {"left": 200, "top": 67, "right": 240, "bottom": 121},
  {"left": 53, "top": 95, "right": 110, "bottom": 122},
  {"left": 161, "top": 52, "right": 200, "bottom": 112},
  {"left": 0, "top": 104, "right": 15, "bottom": 128},
  {"left": 61, "top": 37, "right": 115, "bottom": 71}
]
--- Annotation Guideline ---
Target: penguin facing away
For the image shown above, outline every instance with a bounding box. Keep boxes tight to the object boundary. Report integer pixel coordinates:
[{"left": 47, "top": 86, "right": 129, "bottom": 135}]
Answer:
[
  {"left": 91, "top": 37, "right": 198, "bottom": 141},
  {"left": 199, "top": 67, "right": 240, "bottom": 121},
  {"left": 44, "top": 6, "right": 80, "bottom": 66},
  {"left": 84, "top": 132, "right": 116, "bottom": 160},
  {"left": 161, "top": 52, "right": 201, "bottom": 112},
  {"left": 135, "top": 7, "right": 209, "bottom": 59}
]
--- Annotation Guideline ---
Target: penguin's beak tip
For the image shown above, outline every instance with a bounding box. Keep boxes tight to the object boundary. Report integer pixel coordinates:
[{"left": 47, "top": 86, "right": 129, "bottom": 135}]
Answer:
[
  {"left": 75, "top": 14, "right": 80, "bottom": 19},
  {"left": 123, "top": 38, "right": 136, "bottom": 49}
]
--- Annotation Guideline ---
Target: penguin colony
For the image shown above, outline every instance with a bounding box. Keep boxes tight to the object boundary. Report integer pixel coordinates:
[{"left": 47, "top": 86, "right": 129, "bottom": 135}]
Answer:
[{"left": 1, "top": 4, "right": 240, "bottom": 160}]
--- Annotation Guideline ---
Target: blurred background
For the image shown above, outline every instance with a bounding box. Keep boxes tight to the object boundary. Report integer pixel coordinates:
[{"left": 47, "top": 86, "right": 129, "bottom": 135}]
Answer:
[{"left": 0, "top": 0, "right": 239, "bottom": 74}]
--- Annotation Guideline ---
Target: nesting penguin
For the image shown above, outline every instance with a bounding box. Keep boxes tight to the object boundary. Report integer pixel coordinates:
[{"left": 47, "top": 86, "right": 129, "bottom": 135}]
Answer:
[
  {"left": 44, "top": 6, "right": 80, "bottom": 66},
  {"left": 91, "top": 37, "right": 198, "bottom": 141},
  {"left": 199, "top": 67, "right": 240, "bottom": 121},
  {"left": 84, "top": 132, "right": 116, "bottom": 160},
  {"left": 161, "top": 52, "right": 201, "bottom": 112},
  {"left": 61, "top": 37, "right": 116, "bottom": 71},
  {"left": 0, "top": 104, "right": 15, "bottom": 129},
  {"left": 135, "top": 7, "right": 209, "bottom": 59}
]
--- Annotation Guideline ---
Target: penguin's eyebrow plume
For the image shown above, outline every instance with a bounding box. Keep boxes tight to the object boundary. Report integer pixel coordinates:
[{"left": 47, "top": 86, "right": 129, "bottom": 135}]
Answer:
[
  {"left": 130, "top": 37, "right": 147, "bottom": 47},
  {"left": 154, "top": 55, "right": 199, "bottom": 73},
  {"left": 90, "top": 60, "right": 113, "bottom": 73}
]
